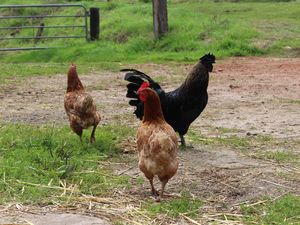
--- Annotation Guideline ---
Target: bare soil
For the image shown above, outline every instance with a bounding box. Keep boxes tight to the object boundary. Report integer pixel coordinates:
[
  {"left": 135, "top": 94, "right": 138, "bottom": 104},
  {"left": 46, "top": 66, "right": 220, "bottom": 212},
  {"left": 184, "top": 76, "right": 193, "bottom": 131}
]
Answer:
[
  {"left": 0, "top": 212, "right": 109, "bottom": 225},
  {"left": 0, "top": 57, "right": 299, "bottom": 224},
  {"left": 0, "top": 57, "right": 299, "bottom": 137}
]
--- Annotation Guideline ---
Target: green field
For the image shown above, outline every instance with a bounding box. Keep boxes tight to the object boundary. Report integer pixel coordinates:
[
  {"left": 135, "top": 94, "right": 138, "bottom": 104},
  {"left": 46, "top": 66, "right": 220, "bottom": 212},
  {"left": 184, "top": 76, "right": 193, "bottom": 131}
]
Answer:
[{"left": 0, "top": 0, "right": 299, "bottom": 65}]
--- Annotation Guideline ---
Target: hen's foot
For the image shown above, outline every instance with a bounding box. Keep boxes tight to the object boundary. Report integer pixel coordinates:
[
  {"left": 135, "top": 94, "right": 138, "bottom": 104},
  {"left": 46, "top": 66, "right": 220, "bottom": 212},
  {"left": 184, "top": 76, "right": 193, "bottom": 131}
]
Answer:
[
  {"left": 90, "top": 136, "right": 95, "bottom": 143},
  {"left": 151, "top": 189, "right": 159, "bottom": 197}
]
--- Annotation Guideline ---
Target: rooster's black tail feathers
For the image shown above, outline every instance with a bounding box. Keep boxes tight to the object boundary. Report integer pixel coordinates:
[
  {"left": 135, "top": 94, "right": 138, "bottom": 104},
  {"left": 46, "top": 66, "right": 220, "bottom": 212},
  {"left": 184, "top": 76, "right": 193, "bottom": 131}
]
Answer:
[
  {"left": 121, "top": 69, "right": 155, "bottom": 84},
  {"left": 200, "top": 53, "right": 216, "bottom": 72},
  {"left": 122, "top": 69, "right": 157, "bottom": 99},
  {"left": 122, "top": 69, "right": 160, "bottom": 119}
]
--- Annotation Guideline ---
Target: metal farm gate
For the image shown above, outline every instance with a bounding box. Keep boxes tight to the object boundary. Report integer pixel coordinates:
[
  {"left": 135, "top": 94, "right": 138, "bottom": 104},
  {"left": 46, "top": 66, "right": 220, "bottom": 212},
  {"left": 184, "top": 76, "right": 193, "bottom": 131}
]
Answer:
[{"left": 0, "top": 4, "right": 99, "bottom": 51}]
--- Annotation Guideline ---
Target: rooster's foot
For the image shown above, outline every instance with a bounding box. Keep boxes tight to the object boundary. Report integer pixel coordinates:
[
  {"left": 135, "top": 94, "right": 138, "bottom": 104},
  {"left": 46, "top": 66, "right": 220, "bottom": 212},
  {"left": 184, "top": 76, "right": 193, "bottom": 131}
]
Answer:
[
  {"left": 155, "top": 196, "right": 161, "bottom": 202},
  {"left": 179, "top": 135, "right": 186, "bottom": 146}
]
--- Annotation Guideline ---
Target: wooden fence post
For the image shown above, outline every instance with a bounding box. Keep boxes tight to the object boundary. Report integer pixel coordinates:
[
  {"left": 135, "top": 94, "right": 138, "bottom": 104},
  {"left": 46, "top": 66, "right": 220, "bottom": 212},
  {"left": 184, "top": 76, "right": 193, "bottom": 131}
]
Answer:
[
  {"left": 90, "top": 8, "right": 100, "bottom": 41},
  {"left": 152, "top": 0, "right": 168, "bottom": 39}
]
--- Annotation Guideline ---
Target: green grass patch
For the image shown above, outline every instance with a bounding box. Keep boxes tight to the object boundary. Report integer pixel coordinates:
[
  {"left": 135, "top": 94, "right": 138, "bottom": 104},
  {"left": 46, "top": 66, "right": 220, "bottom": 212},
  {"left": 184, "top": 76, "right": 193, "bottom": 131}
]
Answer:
[
  {"left": 287, "top": 99, "right": 300, "bottom": 105},
  {"left": 188, "top": 131, "right": 273, "bottom": 150},
  {"left": 0, "top": 62, "right": 121, "bottom": 83},
  {"left": 242, "top": 194, "right": 300, "bottom": 225},
  {"left": 0, "top": 123, "right": 133, "bottom": 204},
  {"left": 188, "top": 131, "right": 300, "bottom": 167},
  {"left": 258, "top": 150, "right": 299, "bottom": 163},
  {"left": 144, "top": 194, "right": 203, "bottom": 218},
  {"left": 214, "top": 126, "right": 243, "bottom": 134},
  {"left": 1, "top": 0, "right": 299, "bottom": 65}
]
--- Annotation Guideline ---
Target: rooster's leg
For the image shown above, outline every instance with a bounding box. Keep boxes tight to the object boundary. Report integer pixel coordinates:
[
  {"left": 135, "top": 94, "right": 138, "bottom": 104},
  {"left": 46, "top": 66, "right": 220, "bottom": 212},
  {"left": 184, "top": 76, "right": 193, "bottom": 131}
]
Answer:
[
  {"left": 156, "top": 180, "right": 168, "bottom": 202},
  {"left": 90, "top": 125, "right": 98, "bottom": 143},
  {"left": 149, "top": 178, "right": 158, "bottom": 197},
  {"left": 180, "top": 135, "right": 186, "bottom": 146}
]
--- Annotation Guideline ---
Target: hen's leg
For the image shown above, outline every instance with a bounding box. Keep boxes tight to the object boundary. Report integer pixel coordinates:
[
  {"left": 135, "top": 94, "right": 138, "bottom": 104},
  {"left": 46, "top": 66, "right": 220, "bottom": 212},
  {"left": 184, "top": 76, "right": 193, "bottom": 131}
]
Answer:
[
  {"left": 90, "top": 124, "right": 98, "bottom": 143},
  {"left": 156, "top": 180, "right": 168, "bottom": 202},
  {"left": 180, "top": 135, "right": 186, "bottom": 146},
  {"left": 149, "top": 178, "right": 159, "bottom": 196},
  {"left": 71, "top": 122, "right": 83, "bottom": 142}
]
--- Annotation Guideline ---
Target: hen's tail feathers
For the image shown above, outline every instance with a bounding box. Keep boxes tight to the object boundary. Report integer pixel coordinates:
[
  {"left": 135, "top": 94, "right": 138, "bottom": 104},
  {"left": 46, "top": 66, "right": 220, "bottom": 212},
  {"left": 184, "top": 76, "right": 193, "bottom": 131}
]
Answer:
[
  {"left": 200, "top": 53, "right": 216, "bottom": 72},
  {"left": 73, "top": 94, "right": 94, "bottom": 115},
  {"left": 81, "top": 95, "right": 94, "bottom": 113}
]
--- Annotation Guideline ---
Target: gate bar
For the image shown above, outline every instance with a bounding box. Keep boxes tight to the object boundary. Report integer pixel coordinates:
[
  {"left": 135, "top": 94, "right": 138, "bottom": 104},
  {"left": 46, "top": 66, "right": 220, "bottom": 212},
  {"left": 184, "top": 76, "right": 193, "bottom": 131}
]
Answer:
[
  {"left": 0, "top": 4, "right": 89, "bottom": 41},
  {"left": 0, "top": 15, "right": 85, "bottom": 19},
  {"left": 0, "top": 4, "right": 88, "bottom": 9},
  {"left": 0, "top": 36, "right": 86, "bottom": 40},
  {"left": 0, "top": 47, "right": 50, "bottom": 51},
  {"left": 0, "top": 25, "right": 85, "bottom": 30}
]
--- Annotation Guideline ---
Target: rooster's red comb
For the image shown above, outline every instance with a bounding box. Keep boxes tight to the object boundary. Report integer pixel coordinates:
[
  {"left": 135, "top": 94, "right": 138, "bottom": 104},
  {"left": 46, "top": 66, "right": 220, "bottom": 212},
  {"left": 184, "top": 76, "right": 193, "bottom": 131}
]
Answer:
[{"left": 138, "top": 82, "right": 150, "bottom": 93}]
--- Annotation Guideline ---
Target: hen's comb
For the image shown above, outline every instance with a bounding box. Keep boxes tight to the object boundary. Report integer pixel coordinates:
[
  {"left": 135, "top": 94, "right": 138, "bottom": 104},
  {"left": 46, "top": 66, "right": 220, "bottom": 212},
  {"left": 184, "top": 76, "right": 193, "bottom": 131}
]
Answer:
[
  {"left": 137, "top": 82, "right": 150, "bottom": 93},
  {"left": 70, "top": 62, "right": 76, "bottom": 69}
]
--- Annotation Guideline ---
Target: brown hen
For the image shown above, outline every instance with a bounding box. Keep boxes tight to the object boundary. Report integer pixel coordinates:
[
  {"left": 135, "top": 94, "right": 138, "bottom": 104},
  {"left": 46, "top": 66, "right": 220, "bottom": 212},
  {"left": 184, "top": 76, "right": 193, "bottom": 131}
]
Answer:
[
  {"left": 136, "top": 82, "right": 179, "bottom": 202},
  {"left": 64, "top": 64, "right": 101, "bottom": 143}
]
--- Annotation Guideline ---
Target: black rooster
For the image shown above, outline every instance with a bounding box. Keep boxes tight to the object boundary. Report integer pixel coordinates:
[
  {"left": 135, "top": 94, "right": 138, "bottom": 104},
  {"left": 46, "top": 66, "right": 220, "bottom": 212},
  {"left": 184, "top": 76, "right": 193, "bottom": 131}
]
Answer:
[{"left": 122, "top": 53, "right": 215, "bottom": 146}]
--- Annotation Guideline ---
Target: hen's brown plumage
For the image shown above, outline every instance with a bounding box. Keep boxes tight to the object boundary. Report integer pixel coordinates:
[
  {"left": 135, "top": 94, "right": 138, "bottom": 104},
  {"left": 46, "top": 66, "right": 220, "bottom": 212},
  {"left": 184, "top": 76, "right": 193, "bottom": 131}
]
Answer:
[
  {"left": 64, "top": 64, "right": 101, "bottom": 143},
  {"left": 137, "top": 85, "right": 179, "bottom": 202}
]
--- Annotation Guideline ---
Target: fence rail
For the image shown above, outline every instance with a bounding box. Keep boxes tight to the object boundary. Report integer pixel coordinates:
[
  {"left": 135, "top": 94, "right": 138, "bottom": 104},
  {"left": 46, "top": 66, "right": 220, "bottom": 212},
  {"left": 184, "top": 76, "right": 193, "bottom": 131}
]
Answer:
[
  {"left": 0, "top": 36, "right": 86, "bottom": 40},
  {"left": 0, "top": 25, "right": 86, "bottom": 30},
  {"left": 0, "top": 4, "right": 99, "bottom": 51},
  {"left": 0, "top": 15, "right": 86, "bottom": 19}
]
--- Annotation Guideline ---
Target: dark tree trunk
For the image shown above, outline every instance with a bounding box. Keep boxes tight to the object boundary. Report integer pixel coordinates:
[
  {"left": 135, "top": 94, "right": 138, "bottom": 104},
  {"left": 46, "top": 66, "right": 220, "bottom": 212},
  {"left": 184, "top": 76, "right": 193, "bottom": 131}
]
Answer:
[{"left": 152, "top": 0, "right": 168, "bottom": 39}]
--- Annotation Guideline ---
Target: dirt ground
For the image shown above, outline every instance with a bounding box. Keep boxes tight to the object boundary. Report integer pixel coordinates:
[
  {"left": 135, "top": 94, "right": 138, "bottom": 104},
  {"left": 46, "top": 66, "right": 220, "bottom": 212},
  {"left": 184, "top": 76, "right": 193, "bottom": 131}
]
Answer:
[
  {"left": 0, "top": 57, "right": 300, "bottom": 224},
  {"left": 0, "top": 57, "right": 299, "bottom": 137}
]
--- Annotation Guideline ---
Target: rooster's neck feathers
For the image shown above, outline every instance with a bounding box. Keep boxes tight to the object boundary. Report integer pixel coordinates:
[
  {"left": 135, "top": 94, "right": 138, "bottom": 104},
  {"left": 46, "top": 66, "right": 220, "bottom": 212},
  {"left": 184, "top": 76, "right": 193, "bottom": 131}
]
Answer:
[
  {"left": 67, "top": 67, "right": 84, "bottom": 92},
  {"left": 180, "top": 62, "right": 209, "bottom": 93},
  {"left": 143, "top": 89, "right": 165, "bottom": 122},
  {"left": 181, "top": 53, "right": 214, "bottom": 92}
]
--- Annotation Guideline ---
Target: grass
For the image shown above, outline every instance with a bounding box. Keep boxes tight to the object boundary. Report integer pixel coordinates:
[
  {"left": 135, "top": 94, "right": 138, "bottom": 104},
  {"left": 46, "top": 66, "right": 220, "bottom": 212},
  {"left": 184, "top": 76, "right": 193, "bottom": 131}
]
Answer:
[
  {"left": 0, "top": 0, "right": 299, "bottom": 66},
  {"left": 0, "top": 62, "right": 122, "bottom": 83},
  {"left": 0, "top": 0, "right": 299, "bottom": 82},
  {"left": 0, "top": 123, "right": 134, "bottom": 204},
  {"left": 288, "top": 100, "right": 300, "bottom": 105},
  {"left": 0, "top": 122, "right": 205, "bottom": 222},
  {"left": 144, "top": 194, "right": 203, "bottom": 218},
  {"left": 188, "top": 130, "right": 300, "bottom": 166},
  {"left": 257, "top": 150, "right": 299, "bottom": 163},
  {"left": 242, "top": 194, "right": 300, "bottom": 225},
  {"left": 188, "top": 130, "right": 274, "bottom": 149}
]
